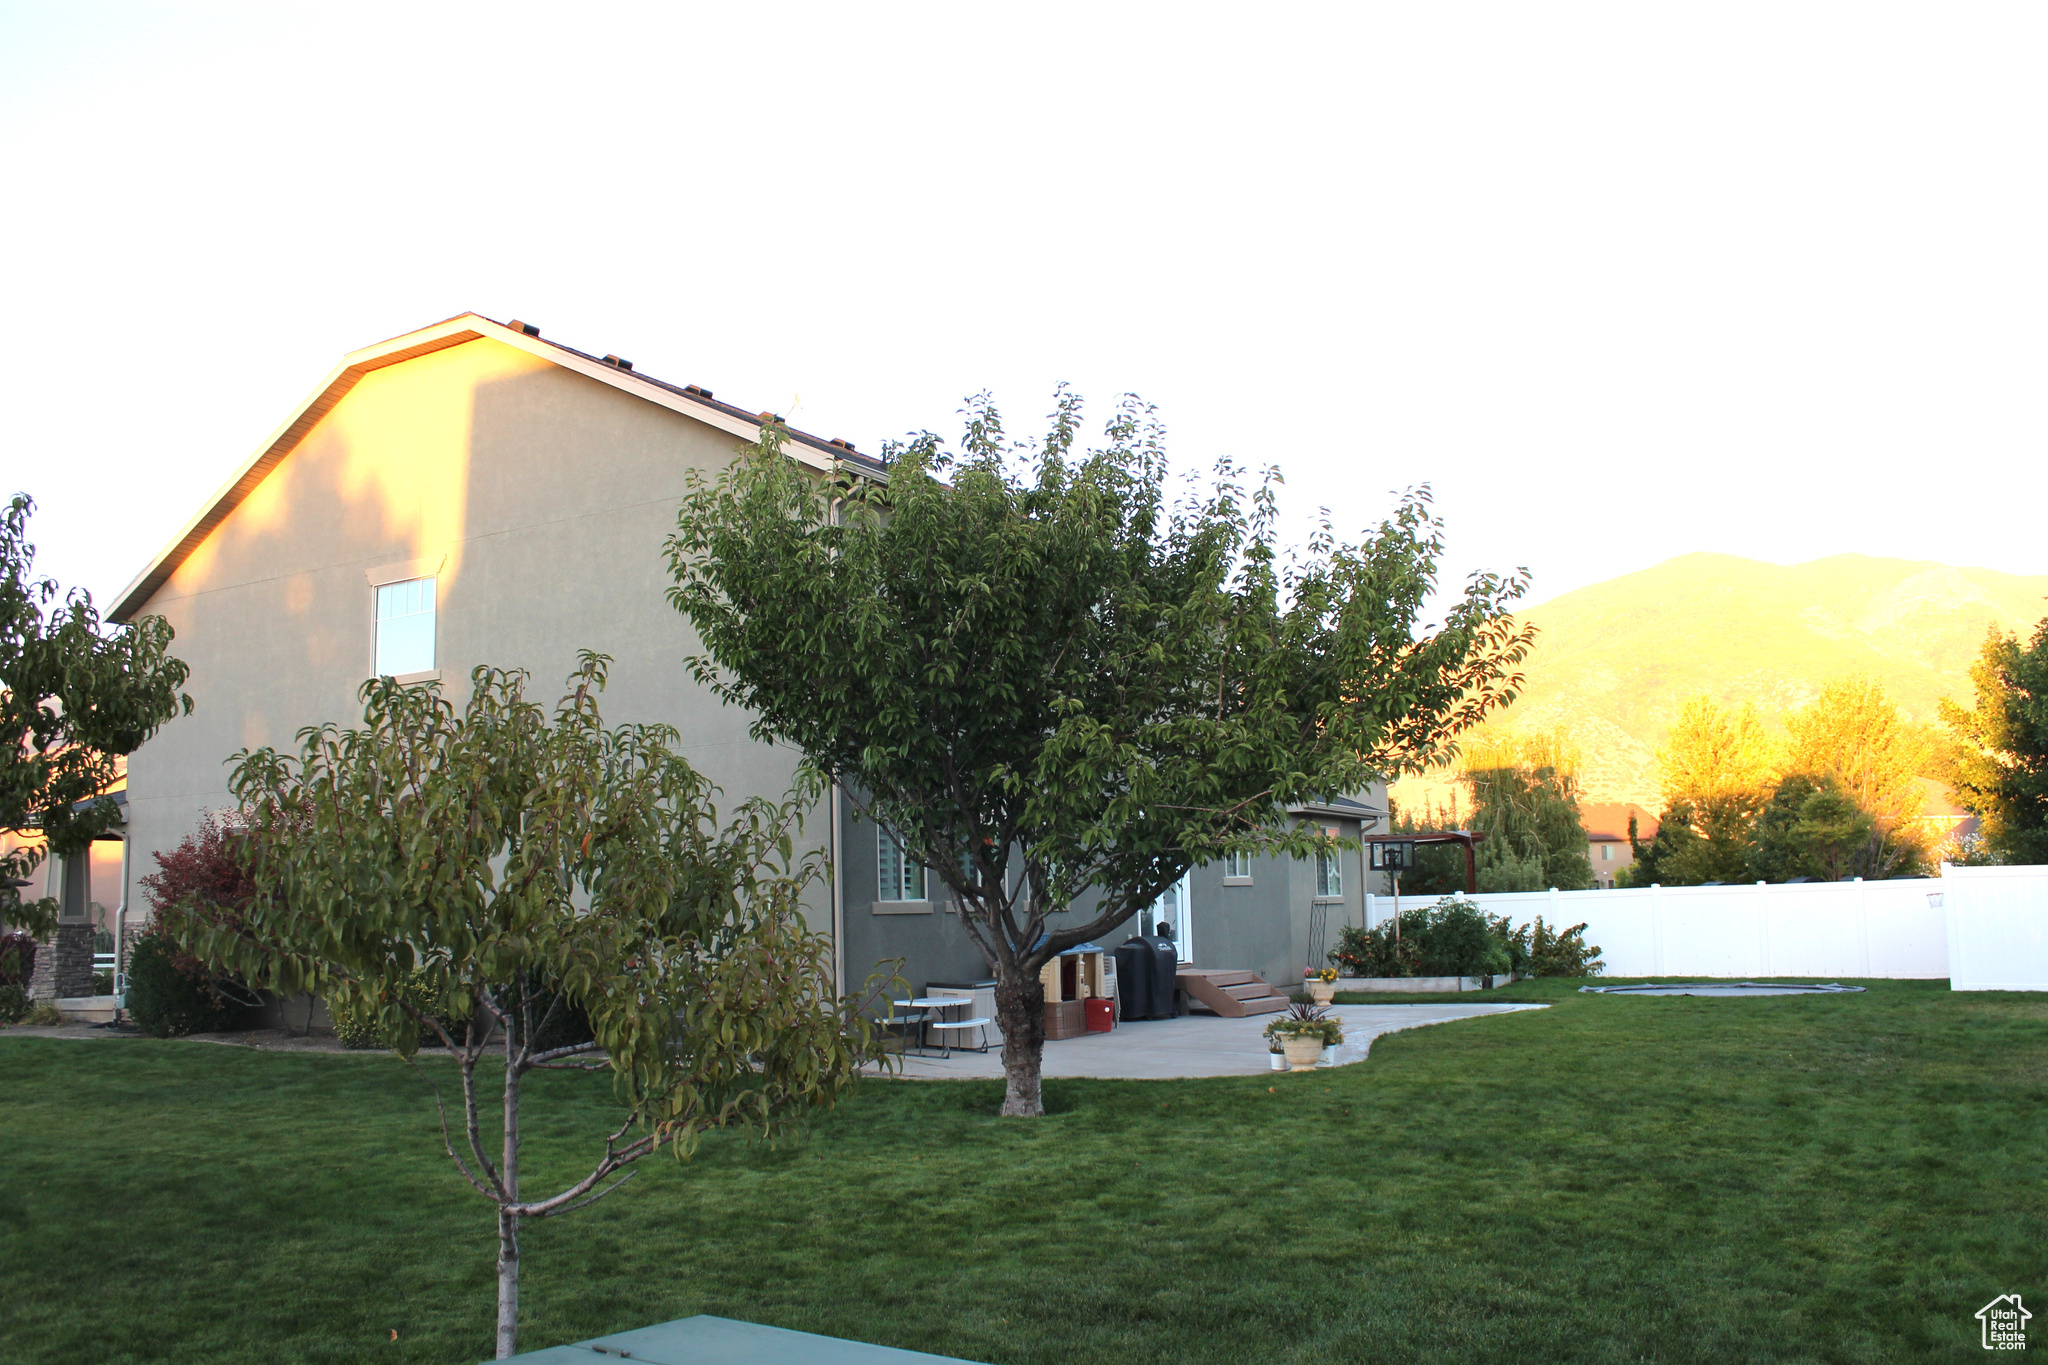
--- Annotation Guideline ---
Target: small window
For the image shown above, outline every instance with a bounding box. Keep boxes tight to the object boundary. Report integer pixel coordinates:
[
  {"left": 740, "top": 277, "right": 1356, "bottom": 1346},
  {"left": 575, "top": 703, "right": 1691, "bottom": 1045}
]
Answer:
[
  {"left": 878, "top": 827, "right": 926, "bottom": 902},
  {"left": 1223, "top": 850, "right": 1251, "bottom": 880},
  {"left": 1315, "top": 848, "right": 1342, "bottom": 899},
  {"left": 1601, "top": 844, "right": 1613, "bottom": 861},
  {"left": 375, "top": 576, "right": 436, "bottom": 677}
]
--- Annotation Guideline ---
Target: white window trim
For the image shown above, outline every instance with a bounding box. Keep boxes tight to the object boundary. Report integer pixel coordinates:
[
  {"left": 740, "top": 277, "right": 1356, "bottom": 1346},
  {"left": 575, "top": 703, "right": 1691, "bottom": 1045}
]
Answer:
[
  {"left": 365, "top": 552, "right": 448, "bottom": 588},
  {"left": 371, "top": 572, "right": 439, "bottom": 681},
  {"left": 1314, "top": 828, "right": 1343, "bottom": 900}
]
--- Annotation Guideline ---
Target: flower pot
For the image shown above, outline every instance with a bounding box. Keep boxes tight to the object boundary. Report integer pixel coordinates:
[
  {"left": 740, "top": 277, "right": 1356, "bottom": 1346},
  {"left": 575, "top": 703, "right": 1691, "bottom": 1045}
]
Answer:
[
  {"left": 1307, "top": 981, "right": 1337, "bottom": 1007},
  {"left": 1282, "top": 1035, "right": 1323, "bottom": 1072},
  {"left": 1316, "top": 1043, "right": 1336, "bottom": 1067},
  {"left": 1269, "top": 1050, "right": 1289, "bottom": 1071}
]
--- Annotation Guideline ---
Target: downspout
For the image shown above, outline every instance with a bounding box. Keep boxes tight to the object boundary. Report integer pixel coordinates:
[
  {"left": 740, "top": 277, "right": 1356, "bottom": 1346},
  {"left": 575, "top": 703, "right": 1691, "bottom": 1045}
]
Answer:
[
  {"left": 1357, "top": 836, "right": 1370, "bottom": 935},
  {"left": 827, "top": 493, "right": 846, "bottom": 996},
  {"left": 115, "top": 829, "right": 131, "bottom": 1003},
  {"left": 830, "top": 780, "right": 845, "bottom": 996}
]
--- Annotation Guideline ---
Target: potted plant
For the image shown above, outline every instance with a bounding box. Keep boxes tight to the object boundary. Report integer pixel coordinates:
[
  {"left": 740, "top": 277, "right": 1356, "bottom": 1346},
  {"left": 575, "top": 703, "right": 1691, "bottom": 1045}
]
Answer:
[
  {"left": 1307, "top": 965, "right": 1338, "bottom": 1007},
  {"left": 1264, "top": 1002, "right": 1344, "bottom": 1073}
]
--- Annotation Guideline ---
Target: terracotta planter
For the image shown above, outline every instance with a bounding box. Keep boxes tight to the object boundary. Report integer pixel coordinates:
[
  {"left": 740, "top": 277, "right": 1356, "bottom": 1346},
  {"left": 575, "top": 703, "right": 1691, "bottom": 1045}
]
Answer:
[
  {"left": 1281, "top": 1034, "right": 1323, "bottom": 1072},
  {"left": 1307, "top": 980, "right": 1337, "bottom": 1007}
]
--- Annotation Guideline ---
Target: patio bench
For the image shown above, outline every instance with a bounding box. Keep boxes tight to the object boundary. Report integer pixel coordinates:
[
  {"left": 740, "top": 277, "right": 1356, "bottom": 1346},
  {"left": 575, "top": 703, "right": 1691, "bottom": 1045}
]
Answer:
[{"left": 926, "top": 1017, "right": 993, "bottom": 1057}]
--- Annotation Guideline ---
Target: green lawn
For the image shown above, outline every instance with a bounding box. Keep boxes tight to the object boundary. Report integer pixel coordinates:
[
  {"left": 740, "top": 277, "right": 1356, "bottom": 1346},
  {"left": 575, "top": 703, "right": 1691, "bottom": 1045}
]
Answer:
[{"left": 2, "top": 979, "right": 2040, "bottom": 1364}]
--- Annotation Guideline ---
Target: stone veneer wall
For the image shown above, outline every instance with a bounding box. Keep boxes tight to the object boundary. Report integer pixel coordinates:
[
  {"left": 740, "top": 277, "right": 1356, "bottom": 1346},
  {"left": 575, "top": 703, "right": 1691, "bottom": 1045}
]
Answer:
[
  {"left": 26, "top": 933, "right": 56, "bottom": 1000},
  {"left": 51, "top": 924, "right": 95, "bottom": 998},
  {"left": 27, "top": 925, "right": 97, "bottom": 999}
]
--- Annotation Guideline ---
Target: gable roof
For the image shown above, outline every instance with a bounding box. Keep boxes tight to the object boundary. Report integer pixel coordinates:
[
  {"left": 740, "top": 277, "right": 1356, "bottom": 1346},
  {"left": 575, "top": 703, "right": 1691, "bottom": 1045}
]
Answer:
[
  {"left": 109, "top": 313, "right": 885, "bottom": 623},
  {"left": 1581, "top": 802, "right": 1658, "bottom": 842}
]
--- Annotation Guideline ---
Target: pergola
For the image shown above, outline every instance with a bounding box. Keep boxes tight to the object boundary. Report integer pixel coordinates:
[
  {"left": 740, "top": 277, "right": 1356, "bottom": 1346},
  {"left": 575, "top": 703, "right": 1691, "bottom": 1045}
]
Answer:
[{"left": 1362, "top": 830, "right": 1489, "bottom": 895}]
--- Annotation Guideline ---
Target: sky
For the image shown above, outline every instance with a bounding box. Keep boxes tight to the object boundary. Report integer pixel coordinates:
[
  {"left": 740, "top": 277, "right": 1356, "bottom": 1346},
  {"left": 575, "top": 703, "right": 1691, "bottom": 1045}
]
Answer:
[{"left": 2, "top": 2, "right": 2043, "bottom": 619}]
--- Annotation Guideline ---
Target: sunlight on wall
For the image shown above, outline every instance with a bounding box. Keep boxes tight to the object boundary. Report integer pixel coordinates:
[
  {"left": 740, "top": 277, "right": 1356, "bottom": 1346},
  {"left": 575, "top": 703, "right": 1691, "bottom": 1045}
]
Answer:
[
  {"left": 167, "top": 337, "right": 555, "bottom": 608},
  {"left": 324, "top": 339, "right": 555, "bottom": 592}
]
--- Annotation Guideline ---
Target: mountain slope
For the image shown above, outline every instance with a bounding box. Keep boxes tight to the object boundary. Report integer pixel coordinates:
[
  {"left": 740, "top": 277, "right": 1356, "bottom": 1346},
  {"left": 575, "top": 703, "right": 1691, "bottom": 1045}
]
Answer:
[{"left": 1399, "top": 553, "right": 2048, "bottom": 813}]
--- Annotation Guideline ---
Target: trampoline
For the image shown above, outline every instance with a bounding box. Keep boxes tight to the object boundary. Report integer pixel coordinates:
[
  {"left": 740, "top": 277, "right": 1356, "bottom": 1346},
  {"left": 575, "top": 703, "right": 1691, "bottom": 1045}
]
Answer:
[{"left": 1580, "top": 982, "right": 1865, "bottom": 997}]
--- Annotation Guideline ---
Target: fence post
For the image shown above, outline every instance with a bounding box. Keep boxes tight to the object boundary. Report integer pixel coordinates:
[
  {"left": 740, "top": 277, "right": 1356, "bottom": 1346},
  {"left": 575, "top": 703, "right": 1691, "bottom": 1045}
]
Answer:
[
  {"left": 1757, "top": 881, "right": 1770, "bottom": 978},
  {"left": 1364, "top": 891, "right": 1374, "bottom": 931},
  {"left": 1856, "top": 876, "right": 1872, "bottom": 977},
  {"left": 1651, "top": 883, "right": 1665, "bottom": 977}
]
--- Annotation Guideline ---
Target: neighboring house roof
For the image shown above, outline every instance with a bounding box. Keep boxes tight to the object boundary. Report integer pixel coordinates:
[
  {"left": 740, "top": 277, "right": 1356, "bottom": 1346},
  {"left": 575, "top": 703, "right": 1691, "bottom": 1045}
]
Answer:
[
  {"left": 1582, "top": 801, "right": 1658, "bottom": 843},
  {"left": 110, "top": 313, "right": 886, "bottom": 623}
]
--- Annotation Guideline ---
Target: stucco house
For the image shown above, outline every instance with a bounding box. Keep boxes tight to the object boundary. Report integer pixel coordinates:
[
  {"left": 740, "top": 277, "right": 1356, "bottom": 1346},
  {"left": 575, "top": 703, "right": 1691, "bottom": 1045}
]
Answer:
[
  {"left": 1581, "top": 802, "right": 1657, "bottom": 888},
  {"left": 101, "top": 313, "right": 1388, "bottom": 1008}
]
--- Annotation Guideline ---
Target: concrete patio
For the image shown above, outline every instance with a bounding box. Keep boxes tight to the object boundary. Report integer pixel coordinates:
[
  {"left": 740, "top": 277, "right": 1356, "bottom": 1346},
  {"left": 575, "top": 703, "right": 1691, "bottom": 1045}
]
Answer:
[{"left": 875, "top": 1002, "right": 1547, "bottom": 1080}]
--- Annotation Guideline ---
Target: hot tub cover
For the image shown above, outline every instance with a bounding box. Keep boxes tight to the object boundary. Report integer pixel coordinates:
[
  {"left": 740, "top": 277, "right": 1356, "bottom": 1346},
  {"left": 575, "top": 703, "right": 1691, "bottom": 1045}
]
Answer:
[{"left": 499, "top": 1314, "right": 987, "bottom": 1364}]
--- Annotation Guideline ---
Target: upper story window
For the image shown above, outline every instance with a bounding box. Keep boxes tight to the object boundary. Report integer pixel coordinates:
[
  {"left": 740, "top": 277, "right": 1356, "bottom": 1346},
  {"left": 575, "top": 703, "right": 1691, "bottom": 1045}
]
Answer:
[
  {"left": 1314, "top": 827, "right": 1342, "bottom": 899},
  {"left": 878, "top": 827, "right": 926, "bottom": 902},
  {"left": 1223, "top": 850, "right": 1252, "bottom": 880},
  {"left": 375, "top": 576, "right": 436, "bottom": 677}
]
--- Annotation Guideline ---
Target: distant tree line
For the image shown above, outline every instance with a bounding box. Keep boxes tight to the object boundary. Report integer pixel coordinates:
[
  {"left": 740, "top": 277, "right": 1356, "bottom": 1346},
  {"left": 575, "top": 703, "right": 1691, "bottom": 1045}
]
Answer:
[
  {"left": 1387, "top": 615, "right": 2048, "bottom": 889},
  {"left": 1630, "top": 620, "right": 2048, "bottom": 883}
]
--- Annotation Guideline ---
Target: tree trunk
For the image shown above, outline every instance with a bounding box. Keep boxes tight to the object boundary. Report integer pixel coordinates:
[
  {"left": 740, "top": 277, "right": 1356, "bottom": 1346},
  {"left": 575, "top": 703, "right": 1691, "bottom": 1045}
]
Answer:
[
  {"left": 993, "top": 969, "right": 1047, "bottom": 1117},
  {"left": 496, "top": 1205, "right": 520, "bottom": 1360},
  {"left": 496, "top": 1038, "right": 522, "bottom": 1358}
]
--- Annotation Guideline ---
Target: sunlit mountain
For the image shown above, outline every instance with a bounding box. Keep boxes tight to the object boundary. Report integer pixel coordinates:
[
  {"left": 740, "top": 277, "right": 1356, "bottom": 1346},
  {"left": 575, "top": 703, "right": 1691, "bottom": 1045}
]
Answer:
[{"left": 1393, "top": 553, "right": 2048, "bottom": 817}]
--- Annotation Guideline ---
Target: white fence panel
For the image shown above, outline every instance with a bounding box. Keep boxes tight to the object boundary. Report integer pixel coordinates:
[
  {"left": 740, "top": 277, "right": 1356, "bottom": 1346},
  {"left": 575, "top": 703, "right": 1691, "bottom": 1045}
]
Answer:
[
  {"left": 1369, "top": 876, "right": 1955, "bottom": 979},
  {"left": 1944, "top": 864, "right": 2048, "bottom": 991}
]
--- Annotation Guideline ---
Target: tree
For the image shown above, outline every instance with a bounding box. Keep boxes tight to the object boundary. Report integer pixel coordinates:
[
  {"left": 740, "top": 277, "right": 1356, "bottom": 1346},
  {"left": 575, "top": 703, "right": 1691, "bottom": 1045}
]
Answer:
[
  {"left": 1460, "top": 730, "right": 1593, "bottom": 892},
  {"left": 1785, "top": 676, "right": 1932, "bottom": 877},
  {"left": 1639, "top": 696, "right": 1779, "bottom": 884},
  {"left": 1, "top": 493, "right": 191, "bottom": 937},
  {"left": 666, "top": 394, "right": 1534, "bottom": 1116},
  {"left": 178, "top": 657, "right": 878, "bottom": 1358},
  {"left": 1941, "top": 618, "right": 2048, "bottom": 865},
  {"left": 1747, "top": 773, "right": 1878, "bottom": 882}
]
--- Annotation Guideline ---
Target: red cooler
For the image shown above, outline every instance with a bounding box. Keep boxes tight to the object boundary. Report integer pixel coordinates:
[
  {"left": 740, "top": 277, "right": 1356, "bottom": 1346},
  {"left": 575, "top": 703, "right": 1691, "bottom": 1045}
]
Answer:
[{"left": 1084, "top": 996, "right": 1115, "bottom": 1033}]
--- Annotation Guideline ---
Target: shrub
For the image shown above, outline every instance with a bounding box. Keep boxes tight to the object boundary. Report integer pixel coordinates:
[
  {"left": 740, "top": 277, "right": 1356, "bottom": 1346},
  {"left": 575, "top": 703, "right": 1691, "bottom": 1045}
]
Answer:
[
  {"left": 1329, "top": 896, "right": 1511, "bottom": 979},
  {"left": 24, "top": 999, "right": 62, "bottom": 1026},
  {"left": 1330, "top": 922, "right": 1421, "bottom": 977},
  {"left": 138, "top": 811, "right": 265, "bottom": 1019},
  {"left": 1525, "top": 917, "right": 1603, "bottom": 977},
  {"left": 125, "top": 930, "right": 229, "bottom": 1037},
  {"left": 0, "top": 983, "right": 27, "bottom": 1024},
  {"left": 325, "top": 970, "right": 527, "bottom": 1051},
  {"left": 1412, "top": 897, "right": 1512, "bottom": 977},
  {"left": 0, "top": 930, "right": 36, "bottom": 987},
  {"left": 328, "top": 995, "right": 384, "bottom": 1050}
]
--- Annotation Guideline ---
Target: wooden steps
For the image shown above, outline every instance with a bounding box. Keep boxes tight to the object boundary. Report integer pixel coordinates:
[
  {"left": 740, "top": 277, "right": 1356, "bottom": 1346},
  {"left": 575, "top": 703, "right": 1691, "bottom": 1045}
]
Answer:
[{"left": 1176, "top": 968, "right": 1290, "bottom": 1018}]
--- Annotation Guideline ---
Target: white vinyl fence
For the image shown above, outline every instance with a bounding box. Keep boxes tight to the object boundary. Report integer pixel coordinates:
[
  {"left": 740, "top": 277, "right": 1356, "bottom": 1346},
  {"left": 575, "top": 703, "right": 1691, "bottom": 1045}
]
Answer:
[
  {"left": 1943, "top": 865, "right": 2048, "bottom": 991},
  {"left": 1363, "top": 874, "right": 2001, "bottom": 982}
]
